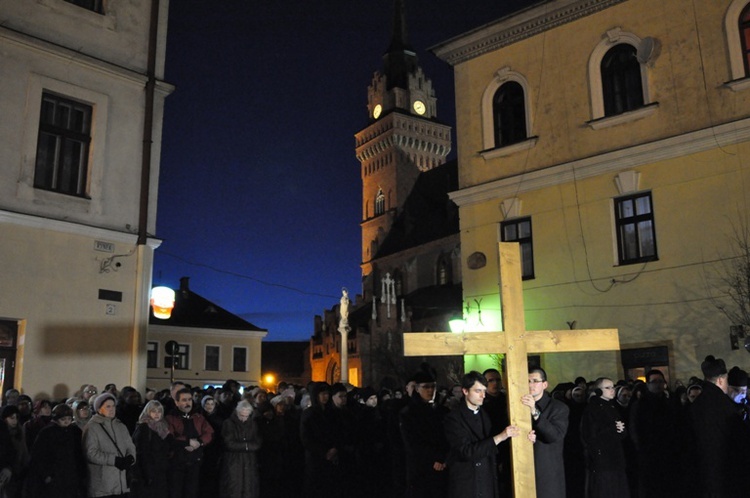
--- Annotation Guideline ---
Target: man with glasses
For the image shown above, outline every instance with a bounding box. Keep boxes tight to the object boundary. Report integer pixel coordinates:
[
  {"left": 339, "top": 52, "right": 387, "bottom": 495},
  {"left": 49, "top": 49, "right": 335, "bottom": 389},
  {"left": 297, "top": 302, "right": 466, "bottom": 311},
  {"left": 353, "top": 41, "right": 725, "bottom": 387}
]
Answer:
[
  {"left": 521, "top": 367, "right": 568, "bottom": 498},
  {"left": 580, "top": 377, "right": 629, "bottom": 498}
]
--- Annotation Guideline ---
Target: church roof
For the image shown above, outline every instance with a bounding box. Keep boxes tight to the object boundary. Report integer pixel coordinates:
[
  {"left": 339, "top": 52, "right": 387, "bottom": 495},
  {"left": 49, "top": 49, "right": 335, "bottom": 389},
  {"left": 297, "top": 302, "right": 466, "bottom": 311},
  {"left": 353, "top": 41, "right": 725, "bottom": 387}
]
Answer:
[
  {"left": 375, "top": 159, "right": 459, "bottom": 258},
  {"left": 149, "top": 277, "right": 267, "bottom": 332}
]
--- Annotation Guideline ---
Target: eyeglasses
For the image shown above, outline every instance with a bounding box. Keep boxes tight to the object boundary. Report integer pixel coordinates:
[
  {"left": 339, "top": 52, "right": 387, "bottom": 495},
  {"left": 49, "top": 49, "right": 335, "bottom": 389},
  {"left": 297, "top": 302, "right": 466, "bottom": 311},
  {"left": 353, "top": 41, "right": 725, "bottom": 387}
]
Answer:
[
  {"left": 85, "top": 390, "right": 97, "bottom": 394},
  {"left": 528, "top": 379, "right": 545, "bottom": 384}
]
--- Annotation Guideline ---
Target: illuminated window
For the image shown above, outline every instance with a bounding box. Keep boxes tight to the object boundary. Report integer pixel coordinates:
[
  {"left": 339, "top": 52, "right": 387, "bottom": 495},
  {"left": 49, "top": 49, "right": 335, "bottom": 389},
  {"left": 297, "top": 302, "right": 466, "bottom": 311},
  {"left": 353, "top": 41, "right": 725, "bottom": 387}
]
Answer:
[
  {"left": 375, "top": 189, "right": 385, "bottom": 215},
  {"left": 501, "top": 217, "right": 534, "bottom": 280},
  {"left": 615, "top": 192, "right": 658, "bottom": 265},
  {"left": 436, "top": 256, "right": 451, "bottom": 285},
  {"left": 34, "top": 93, "right": 92, "bottom": 197}
]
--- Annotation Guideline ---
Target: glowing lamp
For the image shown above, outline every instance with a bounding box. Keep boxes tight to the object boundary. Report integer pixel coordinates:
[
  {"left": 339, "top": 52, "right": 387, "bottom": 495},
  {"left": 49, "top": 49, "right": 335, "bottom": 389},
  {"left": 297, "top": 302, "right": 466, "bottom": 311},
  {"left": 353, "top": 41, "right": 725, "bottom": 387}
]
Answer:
[
  {"left": 449, "top": 317, "right": 466, "bottom": 334},
  {"left": 150, "top": 286, "right": 176, "bottom": 319},
  {"left": 264, "top": 373, "right": 276, "bottom": 386}
]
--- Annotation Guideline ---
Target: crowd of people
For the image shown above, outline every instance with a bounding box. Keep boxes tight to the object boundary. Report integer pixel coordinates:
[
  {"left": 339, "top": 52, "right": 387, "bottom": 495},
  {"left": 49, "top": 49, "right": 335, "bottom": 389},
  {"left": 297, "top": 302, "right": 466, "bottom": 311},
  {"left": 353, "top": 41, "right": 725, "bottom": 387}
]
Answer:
[{"left": 0, "top": 353, "right": 748, "bottom": 498}]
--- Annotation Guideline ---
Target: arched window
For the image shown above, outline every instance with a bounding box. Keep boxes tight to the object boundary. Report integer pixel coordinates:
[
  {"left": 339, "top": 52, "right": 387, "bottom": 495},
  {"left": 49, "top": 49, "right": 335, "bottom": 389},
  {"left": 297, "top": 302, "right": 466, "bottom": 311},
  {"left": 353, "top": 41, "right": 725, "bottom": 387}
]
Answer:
[
  {"left": 493, "top": 81, "right": 527, "bottom": 147},
  {"left": 374, "top": 189, "right": 385, "bottom": 216},
  {"left": 601, "top": 44, "right": 644, "bottom": 117},
  {"left": 741, "top": 4, "right": 750, "bottom": 75}
]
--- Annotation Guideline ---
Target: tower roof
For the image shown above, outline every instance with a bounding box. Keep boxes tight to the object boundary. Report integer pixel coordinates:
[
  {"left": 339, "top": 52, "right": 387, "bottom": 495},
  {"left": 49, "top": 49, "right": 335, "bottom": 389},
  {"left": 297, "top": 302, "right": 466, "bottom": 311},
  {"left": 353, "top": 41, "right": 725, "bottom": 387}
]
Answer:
[{"left": 383, "top": 0, "right": 418, "bottom": 90}]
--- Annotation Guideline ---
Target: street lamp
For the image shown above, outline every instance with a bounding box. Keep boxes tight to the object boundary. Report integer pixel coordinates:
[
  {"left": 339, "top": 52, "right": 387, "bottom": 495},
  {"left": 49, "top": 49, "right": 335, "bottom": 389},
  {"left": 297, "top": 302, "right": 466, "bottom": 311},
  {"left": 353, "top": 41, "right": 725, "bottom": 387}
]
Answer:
[{"left": 150, "top": 286, "right": 175, "bottom": 319}]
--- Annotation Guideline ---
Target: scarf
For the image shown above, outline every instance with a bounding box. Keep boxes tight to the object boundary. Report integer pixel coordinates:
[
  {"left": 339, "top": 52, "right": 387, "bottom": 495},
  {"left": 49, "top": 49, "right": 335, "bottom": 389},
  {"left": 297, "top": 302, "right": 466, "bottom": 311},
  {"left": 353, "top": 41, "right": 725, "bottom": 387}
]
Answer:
[{"left": 146, "top": 418, "right": 170, "bottom": 439}]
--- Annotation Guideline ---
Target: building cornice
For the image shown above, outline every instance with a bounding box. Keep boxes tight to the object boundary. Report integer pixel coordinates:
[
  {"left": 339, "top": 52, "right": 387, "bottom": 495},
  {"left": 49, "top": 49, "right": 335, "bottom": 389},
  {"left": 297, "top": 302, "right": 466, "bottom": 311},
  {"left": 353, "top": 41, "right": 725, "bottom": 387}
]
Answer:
[
  {"left": 149, "top": 325, "right": 268, "bottom": 340},
  {"left": 432, "top": 0, "right": 628, "bottom": 66},
  {"left": 0, "top": 209, "right": 162, "bottom": 248},
  {"left": 449, "top": 117, "right": 750, "bottom": 207},
  {"left": 355, "top": 113, "right": 452, "bottom": 163},
  {"left": 0, "top": 25, "right": 175, "bottom": 93}
]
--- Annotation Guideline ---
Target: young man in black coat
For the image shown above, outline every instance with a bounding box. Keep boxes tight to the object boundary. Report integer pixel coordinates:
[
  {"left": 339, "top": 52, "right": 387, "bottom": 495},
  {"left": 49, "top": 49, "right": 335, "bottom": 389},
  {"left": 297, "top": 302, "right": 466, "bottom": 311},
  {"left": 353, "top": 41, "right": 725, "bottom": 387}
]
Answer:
[{"left": 443, "top": 371, "right": 519, "bottom": 498}]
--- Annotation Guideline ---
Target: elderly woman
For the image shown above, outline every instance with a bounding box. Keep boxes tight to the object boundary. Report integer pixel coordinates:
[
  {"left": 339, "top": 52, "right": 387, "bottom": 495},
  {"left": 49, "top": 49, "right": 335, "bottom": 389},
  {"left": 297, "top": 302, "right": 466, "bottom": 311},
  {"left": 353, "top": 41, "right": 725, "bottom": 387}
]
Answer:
[
  {"left": 73, "top": 399, "right": 92, "bottom": 430},
  {"left": 131, "top": 400, "right": 170, "bottom": 498},
  {"left": 82, "top": 393, "right": 136, "bottom": 497},
  {"left": 221, "top": 400, "right": 262, "bottom": 498}
]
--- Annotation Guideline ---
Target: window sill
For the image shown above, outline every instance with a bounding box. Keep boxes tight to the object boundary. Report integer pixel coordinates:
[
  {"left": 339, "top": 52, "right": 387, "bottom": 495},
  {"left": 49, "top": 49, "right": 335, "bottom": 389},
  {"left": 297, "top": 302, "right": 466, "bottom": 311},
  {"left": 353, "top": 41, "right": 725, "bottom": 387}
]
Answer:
[
  {"left": 724, "top": 77, "right": 750, "bottom": 92},
  {"left": 480, "top": 137, "right": 538, "bottom": 160},
  {"left": 587, "top": 103, "right": 659, "bottom": 130}
]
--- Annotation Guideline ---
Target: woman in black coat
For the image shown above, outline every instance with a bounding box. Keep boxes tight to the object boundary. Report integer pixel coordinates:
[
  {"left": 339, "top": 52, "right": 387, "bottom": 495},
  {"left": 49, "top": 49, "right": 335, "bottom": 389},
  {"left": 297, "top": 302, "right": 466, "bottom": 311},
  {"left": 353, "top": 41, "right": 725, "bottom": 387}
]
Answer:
[
  {"left": 221, "top": 400, "right": 262, "bottom": 498},
  {"left": 26, "top": 404, "right": 86, "bottom": 498},
  {"left": 131, "top": 400, "right": 171, "bottom": 498}
]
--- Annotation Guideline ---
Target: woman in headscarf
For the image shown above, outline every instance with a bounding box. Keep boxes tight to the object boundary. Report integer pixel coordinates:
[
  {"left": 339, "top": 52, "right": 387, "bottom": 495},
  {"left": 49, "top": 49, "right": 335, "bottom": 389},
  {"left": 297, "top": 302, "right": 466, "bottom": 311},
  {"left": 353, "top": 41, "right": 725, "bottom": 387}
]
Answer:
[
  {"left": 82, "top": 393, "right": 136, "bottom": 498},
  {"left": 131, "top": 400, "right": 171, "bottom": 498},
  {"left": 72, "top": 400, "right": 92, "bottom": 431},
  {"left": 221, "top": 400, "right": 262, "bottom": 498},
  {"left": 26, "top": 404, "right": 86, "bottom": 498}
]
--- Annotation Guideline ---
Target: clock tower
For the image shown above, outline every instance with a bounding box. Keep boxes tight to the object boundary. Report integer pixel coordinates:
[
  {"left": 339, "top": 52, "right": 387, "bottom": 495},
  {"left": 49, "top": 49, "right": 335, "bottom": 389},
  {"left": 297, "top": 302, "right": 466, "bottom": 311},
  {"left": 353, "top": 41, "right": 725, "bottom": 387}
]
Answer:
[{"left": 356, "top": 0, "right": 452, "bottom": 280}]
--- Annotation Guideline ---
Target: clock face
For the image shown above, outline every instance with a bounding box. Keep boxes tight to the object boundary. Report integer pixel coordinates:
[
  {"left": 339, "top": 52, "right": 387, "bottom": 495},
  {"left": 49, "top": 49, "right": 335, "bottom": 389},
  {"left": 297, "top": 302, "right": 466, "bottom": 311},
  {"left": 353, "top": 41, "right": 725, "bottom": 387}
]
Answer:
[
  {"left": 413, "top": 100, "right": 426, "bottom": 115},
  {"left": 373, "top": 104, "right": 382, "bottom": 119}
]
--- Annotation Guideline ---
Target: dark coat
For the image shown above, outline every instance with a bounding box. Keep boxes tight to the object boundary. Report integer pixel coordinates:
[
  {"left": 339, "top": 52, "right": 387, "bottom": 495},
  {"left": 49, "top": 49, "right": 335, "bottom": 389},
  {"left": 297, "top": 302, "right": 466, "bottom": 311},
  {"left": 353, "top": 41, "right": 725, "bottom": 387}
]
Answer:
[
  {"left": 26, "top": 422, "right": 86, "bottom": 498},
  {"left": 580, "top": 396, "right": 629, "bottom": 498},
  {"left": 689, "top": 380, "right": 750, "bottom": 498},
  {"left": 131, "top": 421, "right": 171, "bottom": 498},
  {"left": 531, "top": 392, "right": 569, "bottom": 498},
  {"left": 165, "top": 410, "right": 214, "bottom": 468},
  {"left": 399, "top": 395, "right": 449, "bottom": 498},
  {"left": 443, "top": 401, "right": 499, "bottom": 498},
  {"left": 221, "top": 411, "right": 261, "bottom": 498},
  {"left": 628, "top": 389, "right": 680, "bottom": 497}
]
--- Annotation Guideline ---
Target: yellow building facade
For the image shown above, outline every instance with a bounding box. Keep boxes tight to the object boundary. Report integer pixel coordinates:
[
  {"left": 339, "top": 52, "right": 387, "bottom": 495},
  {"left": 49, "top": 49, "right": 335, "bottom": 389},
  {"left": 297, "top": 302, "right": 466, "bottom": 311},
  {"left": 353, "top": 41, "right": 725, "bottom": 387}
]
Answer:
[{"left": 436, "top": 0, "right": 750, "bottom": 384}]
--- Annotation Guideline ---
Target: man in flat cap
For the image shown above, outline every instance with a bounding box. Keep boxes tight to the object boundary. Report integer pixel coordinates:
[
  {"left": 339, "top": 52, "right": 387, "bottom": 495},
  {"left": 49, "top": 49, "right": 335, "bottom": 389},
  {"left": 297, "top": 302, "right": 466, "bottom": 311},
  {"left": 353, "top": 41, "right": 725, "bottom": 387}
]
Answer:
[{"left": 689, "top": 355, "right": 750, "bottom": 498}]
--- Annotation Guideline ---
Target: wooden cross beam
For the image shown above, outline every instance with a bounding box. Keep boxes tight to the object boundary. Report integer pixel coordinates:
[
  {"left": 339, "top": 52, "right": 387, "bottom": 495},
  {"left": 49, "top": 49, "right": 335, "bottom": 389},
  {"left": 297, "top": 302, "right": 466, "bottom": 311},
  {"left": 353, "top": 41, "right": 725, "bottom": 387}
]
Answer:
[{"left": 403, "top": 242, "right": 620, "bottom": 497}]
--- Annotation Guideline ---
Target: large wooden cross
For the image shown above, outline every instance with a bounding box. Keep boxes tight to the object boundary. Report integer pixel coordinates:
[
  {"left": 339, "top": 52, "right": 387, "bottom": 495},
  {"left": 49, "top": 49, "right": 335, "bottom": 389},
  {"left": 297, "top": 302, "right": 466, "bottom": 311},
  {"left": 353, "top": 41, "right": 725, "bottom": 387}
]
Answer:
[{"left": 403, "top": 242, "right": 620, "bottom": 497}]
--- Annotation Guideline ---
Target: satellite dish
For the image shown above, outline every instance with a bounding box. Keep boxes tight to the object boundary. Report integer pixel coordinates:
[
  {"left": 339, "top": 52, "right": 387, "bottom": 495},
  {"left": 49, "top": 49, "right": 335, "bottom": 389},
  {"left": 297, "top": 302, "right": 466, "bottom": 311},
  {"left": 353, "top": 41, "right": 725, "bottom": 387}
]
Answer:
[{"left": 637, "top": 37, "right": 657, "bottom": 64}]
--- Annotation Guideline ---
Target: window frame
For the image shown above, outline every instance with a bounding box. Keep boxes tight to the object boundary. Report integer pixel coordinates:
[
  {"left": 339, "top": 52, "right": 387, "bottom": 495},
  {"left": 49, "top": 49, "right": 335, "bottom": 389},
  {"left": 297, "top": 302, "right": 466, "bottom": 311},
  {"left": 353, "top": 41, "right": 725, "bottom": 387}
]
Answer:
[
  {"left": 493, "top": 80, "right": 528, "bottom": 148},
  {"left": 614, "top": 191, "right": 658, "bottom": 266},
  {"left": 232, "top": 346, "right": 248, "bottom": 372},
  {"left": 166, "top": 344, "right": 190, "bottom": 370},
  {"left": 375, "top": 189, "right": 385, "bottom": 216},
  {"left": 33, "top": 92, "right": 93, "bottom": 198},
  {"left": 587, "top": 29, "right": 653, "bottom": 123},
  {"left": 146, "top": 341, "right": 158, "bottom": 369},
  {"left": 480, "top": 67, "right": 536, "bottom": 157},
  {"left": 600, "top": 44, "right": 644, "bottom": 117},
  {"left": 500, "top": 217, "right": 535, "bottom": 280},
  {"left": 205, "top": 345, "right": 220, "bottom": 371}
]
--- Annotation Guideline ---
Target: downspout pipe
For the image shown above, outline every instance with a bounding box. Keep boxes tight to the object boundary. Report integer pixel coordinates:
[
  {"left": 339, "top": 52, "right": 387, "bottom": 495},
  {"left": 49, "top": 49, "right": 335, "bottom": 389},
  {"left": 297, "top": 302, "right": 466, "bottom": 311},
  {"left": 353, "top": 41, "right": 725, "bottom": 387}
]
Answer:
[{"left": 138, "top": 0, "right": 160, "bottom": 245}]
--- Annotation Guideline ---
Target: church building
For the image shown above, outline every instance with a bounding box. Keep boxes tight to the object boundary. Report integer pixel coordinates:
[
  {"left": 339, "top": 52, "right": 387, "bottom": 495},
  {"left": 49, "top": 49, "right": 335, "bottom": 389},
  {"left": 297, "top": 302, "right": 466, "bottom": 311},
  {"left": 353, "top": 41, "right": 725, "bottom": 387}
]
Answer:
[
  {"left": 433, "top": 0, "right": 750, "bottom": 384},
  {"left": 310, "top": 0, "right": 463, "bottom": 388}
]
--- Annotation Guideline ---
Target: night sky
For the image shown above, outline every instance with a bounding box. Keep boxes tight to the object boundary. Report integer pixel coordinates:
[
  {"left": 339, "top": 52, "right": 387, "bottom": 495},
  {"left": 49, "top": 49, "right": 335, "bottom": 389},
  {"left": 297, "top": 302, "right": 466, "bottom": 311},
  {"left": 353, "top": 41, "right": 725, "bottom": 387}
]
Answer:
[{"left": 154, "top": 0, "right": 537, "bottom": 341}]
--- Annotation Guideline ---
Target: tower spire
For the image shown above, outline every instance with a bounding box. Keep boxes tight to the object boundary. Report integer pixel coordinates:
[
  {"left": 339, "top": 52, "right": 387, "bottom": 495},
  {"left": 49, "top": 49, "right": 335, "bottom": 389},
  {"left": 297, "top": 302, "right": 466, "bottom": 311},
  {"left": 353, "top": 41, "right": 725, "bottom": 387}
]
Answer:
[{"left": 383, "top": 0, "right": 417, "bottom": 90}]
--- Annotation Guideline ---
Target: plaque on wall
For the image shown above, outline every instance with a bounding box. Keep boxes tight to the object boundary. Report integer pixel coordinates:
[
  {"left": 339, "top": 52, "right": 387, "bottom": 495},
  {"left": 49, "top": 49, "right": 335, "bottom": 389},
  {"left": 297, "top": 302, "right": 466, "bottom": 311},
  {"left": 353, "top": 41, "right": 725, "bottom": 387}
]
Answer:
[{"left": 467, "top": 251, "right": 487, "bottom": 270}]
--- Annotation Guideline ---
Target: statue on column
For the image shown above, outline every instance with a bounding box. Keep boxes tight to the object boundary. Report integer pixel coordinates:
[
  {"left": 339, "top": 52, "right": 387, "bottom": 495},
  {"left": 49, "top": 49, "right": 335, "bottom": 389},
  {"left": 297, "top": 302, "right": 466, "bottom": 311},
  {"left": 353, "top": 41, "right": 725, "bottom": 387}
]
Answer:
[{"left": 339, "top": 287, "right": 350, "bottom": 331}]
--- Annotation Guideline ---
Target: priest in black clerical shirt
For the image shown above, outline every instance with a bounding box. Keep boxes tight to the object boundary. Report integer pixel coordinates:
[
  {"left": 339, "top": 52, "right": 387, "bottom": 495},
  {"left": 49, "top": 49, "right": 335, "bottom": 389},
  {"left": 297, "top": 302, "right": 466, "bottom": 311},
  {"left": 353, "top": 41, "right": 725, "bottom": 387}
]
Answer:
[{"left": 443, "top": 371, "right": 519, "bottom": 498}]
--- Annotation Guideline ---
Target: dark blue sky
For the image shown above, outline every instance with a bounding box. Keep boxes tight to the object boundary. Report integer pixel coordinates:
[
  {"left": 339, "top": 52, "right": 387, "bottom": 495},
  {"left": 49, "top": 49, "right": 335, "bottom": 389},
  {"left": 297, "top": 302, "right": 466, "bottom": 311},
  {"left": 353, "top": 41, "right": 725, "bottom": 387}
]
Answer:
[{"left": 154, "top": 0, "right": 535, "bottom": 341}]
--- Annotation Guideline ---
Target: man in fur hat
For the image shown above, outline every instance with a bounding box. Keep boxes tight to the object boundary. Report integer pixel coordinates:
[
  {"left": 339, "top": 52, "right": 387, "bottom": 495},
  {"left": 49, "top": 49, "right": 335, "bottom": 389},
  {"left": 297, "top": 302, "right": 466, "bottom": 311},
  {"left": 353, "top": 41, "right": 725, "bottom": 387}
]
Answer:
[{"left": 689, "top": 355, "right": 750, "bottom": 498}]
